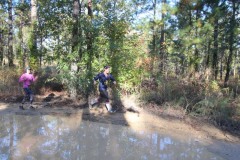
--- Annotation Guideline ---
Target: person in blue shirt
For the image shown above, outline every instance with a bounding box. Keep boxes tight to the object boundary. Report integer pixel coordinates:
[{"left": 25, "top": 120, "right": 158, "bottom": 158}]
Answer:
[{"left": 90, "top": 65, "right": 116, "bottom": 112}]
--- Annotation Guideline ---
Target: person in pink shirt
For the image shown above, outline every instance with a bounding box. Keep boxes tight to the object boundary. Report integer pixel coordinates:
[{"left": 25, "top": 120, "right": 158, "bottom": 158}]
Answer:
[{"left": 19, "top": 66, "right": 38, "bottom": 110}]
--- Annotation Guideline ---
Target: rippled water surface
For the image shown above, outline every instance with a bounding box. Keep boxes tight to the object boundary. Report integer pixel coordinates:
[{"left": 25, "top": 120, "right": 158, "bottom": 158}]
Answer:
[{"left": 0, "top": 114, "right": 225, "bottom": 160}]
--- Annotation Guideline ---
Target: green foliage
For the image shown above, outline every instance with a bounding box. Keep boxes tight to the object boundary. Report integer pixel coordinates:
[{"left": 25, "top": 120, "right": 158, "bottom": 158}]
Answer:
[
  {"left": 27, "top": 26, "right": 38, "bottom": 69},
  {"left": 56, "top": 66, "right": 92, "bottom": 96},
  {"left": 209, "top": 80, "right": 220, "bottom": 93}
]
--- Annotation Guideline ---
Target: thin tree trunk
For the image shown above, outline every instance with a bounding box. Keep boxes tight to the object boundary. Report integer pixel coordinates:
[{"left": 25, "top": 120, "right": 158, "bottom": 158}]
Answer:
[
  {"left": 39, "top": 35, "right": 43, "bottom": 67},
  {"left": 71, "top": 0, "right": 80, "bottom": 69},
  {"left": 72, "top": 0, "right": 79, "bottom": 54},
  {"left": 30, "top": 0, "right": 38, "bottom": 66},
  {"left": 225, "top": 0, "right": 236, "bottom": 86},
  {"left": 212, "top": 17, "right": 219, "bottom": 80},
  {"left": 7, "top": 0, "right": 14, "bottom": 67},
  {"left": 206, "top": 41, "right": 211, "bottom": 68},
  {"left": 20, "top": 0, "right": 26, "bottom": 68},
  {"left": 86, "top": 0, "right": 93, "bottom": 96},
  {"left": 0, "top": 22, "right": 3, "bottom": 66},
  {"left": 20, "top": 22, "right": 26, "bottom": 67},
  {"left": 86, "top": 0, "right": 93, "bottom": 70},
  {"left": 194, "top": 8, "right": 200, "bottom": 72},
  {"left": 70, "top": 0, "right": 80, "bottom": 98},
  {"left": 159, "top": 0, "right": 166, "bottom": 74},
  {"left": 77, "top": 1, "right": 84, "bottom": 72},
  {"left": 150, "top": 0, "right": 157, "bottom": 73},
  {"left": 220, "top": 49, "right": 224, "bottom": 80}
]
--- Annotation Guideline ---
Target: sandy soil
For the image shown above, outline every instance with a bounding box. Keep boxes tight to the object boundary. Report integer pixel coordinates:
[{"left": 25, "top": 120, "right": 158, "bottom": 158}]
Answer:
[{"left": 0, "top": 92, "right": 240, "bottom": 160}]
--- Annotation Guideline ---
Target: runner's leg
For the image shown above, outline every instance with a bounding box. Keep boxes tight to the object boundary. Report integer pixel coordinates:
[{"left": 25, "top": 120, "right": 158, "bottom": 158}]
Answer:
[
  {"left": 100, "top": 90, "right": 112, "bottom": 111},
  {"left": 19, "top": 88, "right": 29, "bottom": 110}
]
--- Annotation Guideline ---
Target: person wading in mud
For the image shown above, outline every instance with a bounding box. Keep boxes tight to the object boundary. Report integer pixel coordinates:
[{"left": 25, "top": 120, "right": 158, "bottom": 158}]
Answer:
[
  {"left": 19, "top": 66, "right": 38, "bottom": 110},
  {"left": 90, "top": 65, "right": 116, "bottom": 113}
]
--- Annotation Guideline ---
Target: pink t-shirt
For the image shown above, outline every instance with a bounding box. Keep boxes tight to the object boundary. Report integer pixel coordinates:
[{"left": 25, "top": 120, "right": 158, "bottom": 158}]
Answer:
[{"left": 19, "top": 73, "right": 37, "bottom": 88}]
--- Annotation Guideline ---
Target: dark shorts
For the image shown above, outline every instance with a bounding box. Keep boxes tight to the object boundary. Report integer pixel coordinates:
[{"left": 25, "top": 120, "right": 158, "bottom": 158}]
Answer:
[
  {"left": 99, "top": 90, "right": 109, "bottom": 102},
  {"left": 23, "top": 88, "right": 33, "bottom": 96}
]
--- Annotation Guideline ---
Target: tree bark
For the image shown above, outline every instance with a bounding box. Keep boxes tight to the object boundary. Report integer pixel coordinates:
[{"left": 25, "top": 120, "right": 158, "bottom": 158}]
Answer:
[
  {"left": 206, "top": 41, "right": 211, "bottom": 68},
  {"left": 150, "top": 0, "right": 157, "bottom": 73},
  {"left": 72, "top": 0, "right": 80, "bottom": 54},
  {"left": 0, "top": 21, "right": 3, "bottom": 66},
  {"left": 212, "top": 17, "right": 219, "bottom": 80},
  {"left": 19, "top": 0, "right": 26, "bottom": 68},
  {"left": 159, "top": 0, "right": 166, "bottom": 74},
  {"left": 7, "top": 0, "right": 14, "bottom": 67},
  {"left": 86, "top": 0, "right": 93, "bottom": 70},
  {"left": 194, "top": 8, "right": 200, "bottom": 72},
  {"left": 29, "top": 0, "right": 38, "bottom": 66},
  {"left": 70, "top": 0, "right": 80, "bottom": 98},
  {"left": 225, "top": 0, "right": 236, "bottom": 86},
  {"left": 86, "top": 0, "right": 93, "bottom": 96}
]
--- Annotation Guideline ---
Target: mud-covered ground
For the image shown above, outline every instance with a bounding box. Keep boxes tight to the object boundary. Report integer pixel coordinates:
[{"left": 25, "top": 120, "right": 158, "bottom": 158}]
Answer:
[
  {"left": 0, "top": 92, "right": 240, "bottom": 160},
  {"left": 1, "top": 91, "right": 240, "bottom": 141}
]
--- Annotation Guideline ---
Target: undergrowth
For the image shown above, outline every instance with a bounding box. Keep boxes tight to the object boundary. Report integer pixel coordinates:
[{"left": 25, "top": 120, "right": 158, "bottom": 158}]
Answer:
[
  {"left": 0, "top": 67, "right": 63, "bottom": 98},
  {"left": 140, "top": 75, "right": 240, "bottom": 132}
]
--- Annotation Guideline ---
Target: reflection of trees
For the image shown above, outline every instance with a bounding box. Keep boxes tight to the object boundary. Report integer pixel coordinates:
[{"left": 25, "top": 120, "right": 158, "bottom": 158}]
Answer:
[
  {"left": 0, "top": 114, "right": 220, "bottom": 160},
  {"left": 0, "top": 114, "right": 14, "bottom": 160},
  {"left": 9, "top": 115, "right": 13, "bottom": 160}
]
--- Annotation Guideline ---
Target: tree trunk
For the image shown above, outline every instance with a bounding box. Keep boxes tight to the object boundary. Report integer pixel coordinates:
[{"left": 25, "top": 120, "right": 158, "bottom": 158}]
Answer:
[
  {"left": 72, "top": 0, "right": 80, "bottom": 55},
  {"left": 212, "top": 17, "right": 219, "bottom": 80},
  {"left": 206, "top": 40, "right": 211, "bottom": 69},
  {"left": 220, "top": 49, "right": 224, "bottom": 80},
  {"left": 7, "top": 0, "right": 14, "bottom": 67},
  {"left": 71, "top": 0, "right": 80, "bottom": 70},
  {"left": 150, "top": 0, "right": 157, "bottom": 74},
  {"left": 86, "top": 0, "right": 93, "bottom": 70},
  {"left": 70, "top": 0, "right": 80, "bottom": 98},
  {"left": 86, "top": 0, "right": 93, "bottom": 96},
  {"left": 29, "top": 0, "right": 38, "bottom": 67},
  {"left": 0, "top": 22, "right": 3, "bottom": 66},
  {"left": 194, "top": 8, "right": 200, "bottom": 72},
  {"left": 159, "top": 0, "right": 166, "bottom": 74},
  {"left": 224, "top": 0, "right": 236, "bottom": 86},
  {"left": 19, "top": 0, "right": 26, "bottom": 68}
]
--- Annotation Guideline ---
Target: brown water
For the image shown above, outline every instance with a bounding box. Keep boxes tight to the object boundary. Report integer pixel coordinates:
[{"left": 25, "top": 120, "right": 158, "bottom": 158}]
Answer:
[{"left": 0, "top": 113, "right": 228, "bottom": 160}]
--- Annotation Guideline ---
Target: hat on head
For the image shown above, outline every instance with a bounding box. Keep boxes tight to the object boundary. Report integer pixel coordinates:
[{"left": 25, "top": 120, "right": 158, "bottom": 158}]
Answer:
[
  {"left": 104, "top": 65, "right": 110, "bottom": 69},
  {"left": 25, "top": 66, "right": 31, "bottom": 71}
]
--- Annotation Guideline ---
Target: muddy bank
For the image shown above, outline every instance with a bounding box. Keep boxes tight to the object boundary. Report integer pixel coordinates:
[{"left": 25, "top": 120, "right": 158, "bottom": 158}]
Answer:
[
  {"left": 0, "top": 100, "right": 239, "bottom": 143},
  {"left": 0, "top": 92, "right": 240, "bottom": 142},
  {"left": 1, "top": 96, "right": 240, "bottom": 160}
]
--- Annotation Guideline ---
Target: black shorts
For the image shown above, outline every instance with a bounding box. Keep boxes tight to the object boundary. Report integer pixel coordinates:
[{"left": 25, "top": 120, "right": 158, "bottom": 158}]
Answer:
[{"left": 99, "top": 90, "right": 109, "bottom": 101}]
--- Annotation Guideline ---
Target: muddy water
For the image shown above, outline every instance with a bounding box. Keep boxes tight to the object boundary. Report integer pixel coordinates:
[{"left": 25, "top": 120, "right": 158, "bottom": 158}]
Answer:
[{"left": 0, "top": 113, "right": 226, "bottom": 160}]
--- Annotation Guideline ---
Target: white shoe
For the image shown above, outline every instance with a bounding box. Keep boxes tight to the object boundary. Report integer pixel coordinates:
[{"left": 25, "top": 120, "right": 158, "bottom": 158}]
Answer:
[
  {"left": 108, "top": 109, "right": 116, "bottom": 113},
  {"left": 105, "top": 103, "right": 112, "bottom": 111}
]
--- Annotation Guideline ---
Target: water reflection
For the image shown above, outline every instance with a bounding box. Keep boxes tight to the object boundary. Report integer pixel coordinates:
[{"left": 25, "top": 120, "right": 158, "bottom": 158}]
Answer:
[{"left": 0, "top": 114, "right": 223, "bottom": 160}]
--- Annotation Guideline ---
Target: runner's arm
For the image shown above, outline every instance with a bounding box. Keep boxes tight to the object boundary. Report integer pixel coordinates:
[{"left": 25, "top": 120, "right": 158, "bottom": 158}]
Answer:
[
  {"left": 109, "top": 74, "right": 116, "bottom": 84},
  {"left": 19, "top": 74, "right": 26, "bottom": 83},
  {"left": 93, "top": 74, "right": 100, "bottom": 84}
]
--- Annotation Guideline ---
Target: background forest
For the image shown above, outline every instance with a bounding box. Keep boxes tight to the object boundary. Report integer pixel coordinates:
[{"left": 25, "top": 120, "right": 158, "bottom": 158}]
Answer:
[{"left": 0, "top": 0, "right": 240, "bottom": 131}]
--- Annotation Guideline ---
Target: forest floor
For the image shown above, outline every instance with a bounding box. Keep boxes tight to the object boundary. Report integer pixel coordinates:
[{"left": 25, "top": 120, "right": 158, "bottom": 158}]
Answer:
[{"left": 0, "top": 91, "right": 240, "bottom": 144}]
